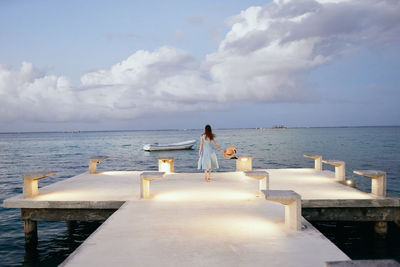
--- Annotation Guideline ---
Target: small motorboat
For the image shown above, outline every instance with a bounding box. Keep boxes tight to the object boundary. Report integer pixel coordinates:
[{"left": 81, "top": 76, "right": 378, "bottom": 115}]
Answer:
[{"left": 143, "top": 140, "right": 196, "bottom": 151}]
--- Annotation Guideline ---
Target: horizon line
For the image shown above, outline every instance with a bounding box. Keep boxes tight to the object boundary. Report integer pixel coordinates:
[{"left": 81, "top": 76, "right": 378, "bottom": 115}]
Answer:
[{"left": 0, "top": 125, "right": 399, "bottom": 134}]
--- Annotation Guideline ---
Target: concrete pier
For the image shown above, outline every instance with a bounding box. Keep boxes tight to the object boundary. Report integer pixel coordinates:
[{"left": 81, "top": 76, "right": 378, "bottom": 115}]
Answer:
[
  {"left": 3, "top": 168, "right": 400, "bottom": 266},
  {"left": 61, "top": 199, "right": 347, "bottom": 267},
  {"left": 58, "top": 171, "right": 348, "bottom": 267}
]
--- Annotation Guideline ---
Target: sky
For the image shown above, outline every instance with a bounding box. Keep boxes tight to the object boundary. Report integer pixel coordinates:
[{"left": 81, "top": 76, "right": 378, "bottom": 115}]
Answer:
[{"left": 0, "top": 0, "right": 399, "bottom": 132}]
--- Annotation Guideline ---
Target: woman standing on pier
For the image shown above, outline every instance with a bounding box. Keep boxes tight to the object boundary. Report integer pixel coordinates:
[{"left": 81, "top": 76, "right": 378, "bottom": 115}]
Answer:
[{"left": 198, "top": 125, "right": 224, "bottom": 182}]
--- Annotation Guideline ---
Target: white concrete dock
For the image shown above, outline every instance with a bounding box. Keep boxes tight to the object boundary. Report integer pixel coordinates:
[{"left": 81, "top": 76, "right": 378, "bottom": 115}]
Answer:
[
  {"left": 56, "top": 170, "right": 355, "bottom": 267},
  {"left": 61, "top": 200, "right": 348, "bottom": 267},
  {"left": 267, "top": 169, "right": 371, "bottom": 200},
  {"left": 3, "top": 169, "right": 373, "bottom": 208},
  {"left": 4, "top": 168, "right": 392, "bottom": 266}
]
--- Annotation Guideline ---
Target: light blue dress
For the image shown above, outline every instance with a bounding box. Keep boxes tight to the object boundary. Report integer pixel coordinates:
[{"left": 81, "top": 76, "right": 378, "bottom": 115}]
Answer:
[{"left": 198, "top": 135, "right": 219, "bottom": 170}]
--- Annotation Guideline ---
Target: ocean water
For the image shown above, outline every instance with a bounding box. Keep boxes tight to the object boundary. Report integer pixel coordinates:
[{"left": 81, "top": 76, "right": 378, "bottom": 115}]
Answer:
[{"left": 0, "top": 127, "right": 399, "bottom": 266}]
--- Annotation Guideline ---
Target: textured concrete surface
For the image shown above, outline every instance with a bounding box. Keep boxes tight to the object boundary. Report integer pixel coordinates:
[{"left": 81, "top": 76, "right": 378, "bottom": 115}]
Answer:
[
  {"left": 3, "top": 169, "right": 374, "bottom": 209},
  {"left": 61, "top": 172, "right": 349, "bottom": 267},
  {"left": 3, "top": 171, "right": 142, "bottom": 208},
  {"left": 266, "top": 169, "right": 372, "bottom": 200}
]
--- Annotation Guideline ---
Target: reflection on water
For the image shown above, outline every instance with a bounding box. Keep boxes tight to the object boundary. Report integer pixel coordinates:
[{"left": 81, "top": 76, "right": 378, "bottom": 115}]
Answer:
[
  {"left": 0, "top": 127, "right": 399, "bottom": 266},
  {"left": 312, "top": 222, "right": 400, "bottom": 262}
]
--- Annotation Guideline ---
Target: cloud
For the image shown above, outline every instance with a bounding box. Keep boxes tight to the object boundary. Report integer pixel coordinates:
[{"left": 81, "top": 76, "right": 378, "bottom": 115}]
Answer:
[
  {"left": 207, "top": 0, "right": 400, "bottom": 102},
  {"left": 1, "top": 0, "right": 399, "bottom": 124},
  {"left": 0, "top": 62, "right": 76, "bottom": 123},
  {"left": 0, "top": 48, "right": 217, "bottom": 123}
]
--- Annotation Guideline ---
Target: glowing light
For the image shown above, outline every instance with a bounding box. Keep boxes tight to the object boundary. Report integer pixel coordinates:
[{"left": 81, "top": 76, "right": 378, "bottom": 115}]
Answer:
[
  {"left": 36, "top": 190, "right": 89, "bottom": 201},
  {"left": 160, "top": 162, "right": 171, "bottom": 172},
  {"left": 236, "top": 156, "right": 253, "bottom": 171},
  {"left": 158, "top": 157, "right": 174, "bottom": 173},
  {"left": 193, "top": 215, "right": 283, "bottom": 237},
  {"left": 101, "top": 171, "right": 128, "bottom": 175},
  {"left": 345, "top": 179, "right": 355, "bottom": 188},
  {"left": 154, "top": 190, "right": 256, "bottom": 202}
]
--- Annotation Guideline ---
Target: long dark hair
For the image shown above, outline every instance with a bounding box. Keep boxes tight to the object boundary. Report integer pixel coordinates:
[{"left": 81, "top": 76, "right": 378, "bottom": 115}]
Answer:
[{"left": 204, "top": 124, "right": 215, "bottom": 140}]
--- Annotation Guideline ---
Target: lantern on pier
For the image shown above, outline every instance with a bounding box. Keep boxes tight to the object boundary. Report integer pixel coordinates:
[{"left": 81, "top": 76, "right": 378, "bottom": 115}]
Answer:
[
  {"left": 236, "top": 156, "right": 253, "bottom": 172},
  {"left": 158, "top": 157, "right": 174, "bottom": 173}
]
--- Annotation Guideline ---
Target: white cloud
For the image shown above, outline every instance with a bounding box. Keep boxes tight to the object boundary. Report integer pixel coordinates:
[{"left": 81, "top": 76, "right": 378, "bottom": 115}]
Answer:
[
  {"left": 0, "top": 62, "right": 76, "bottom": 123},
  {"left": 208, "top": 0, "right": 400, "bottom": 103},
  {"left": 1, "top": 0, "right": 399, "bottom": 124}
]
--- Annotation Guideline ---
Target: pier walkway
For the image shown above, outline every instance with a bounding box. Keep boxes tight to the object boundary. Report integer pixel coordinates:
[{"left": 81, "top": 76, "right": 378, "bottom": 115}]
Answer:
[
  {"left": 3, "top": 168, "right": 400, "bottom": 266},
  {"left": 4, "top": 169, "right": 375, "bottom": 207}
]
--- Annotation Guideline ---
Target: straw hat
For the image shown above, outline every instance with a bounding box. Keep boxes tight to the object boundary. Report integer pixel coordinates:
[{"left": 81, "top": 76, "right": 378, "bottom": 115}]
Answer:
[{"left": 223, "top": 145, "right": 237, "bottom": 159}]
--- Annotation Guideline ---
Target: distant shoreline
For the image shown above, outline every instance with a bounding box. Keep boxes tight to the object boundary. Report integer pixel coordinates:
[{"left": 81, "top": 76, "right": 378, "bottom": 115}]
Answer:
[{"left": 0, "top": 125, "right": 399, "bottom": 134}]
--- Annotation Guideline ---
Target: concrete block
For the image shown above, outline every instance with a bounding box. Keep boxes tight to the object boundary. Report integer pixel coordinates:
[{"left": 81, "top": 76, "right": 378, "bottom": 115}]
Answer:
[
  {"left": 244, "top": 171, "right": 269, "bottom": 191},
  {"left": 304, "top": 154, "right": 322, "bottom": 170},
  {"left": 353, "top": 170, "right": 387, "bottom": 197},
  {"left": 140, "top": 172, "right": 165, "bottom": 199},
  {"left": 140, "top": 179, "right": 150, "bottom": 199},
  {"left": 236, "top": 156, "right": 253, "bottom": 171},
  {"left": 89, "top": 157, "right": 108, "bottom": 174},
  {"left": 264, "top": 190, "right": 302, "bottom": 231},
  {"left": 22, "top": 172, "right": 56, "bottom": 198},
  {"left": 323, "top": 160, "right": 345, "bottom": 181},
  {"left": 158, "top": 157, "right": 174, "bottom": 173}
]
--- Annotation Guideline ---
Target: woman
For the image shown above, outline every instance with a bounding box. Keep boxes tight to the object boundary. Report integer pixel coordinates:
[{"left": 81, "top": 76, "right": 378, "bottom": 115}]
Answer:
[{"left": 198, "top": 125, "right": 224, "bottom": 182}]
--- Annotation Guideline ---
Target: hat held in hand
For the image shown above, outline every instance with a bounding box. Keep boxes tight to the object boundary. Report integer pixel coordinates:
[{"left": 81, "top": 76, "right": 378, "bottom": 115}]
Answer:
[{"left": 224, "top": 146, "right": 237, "bottom": 159}]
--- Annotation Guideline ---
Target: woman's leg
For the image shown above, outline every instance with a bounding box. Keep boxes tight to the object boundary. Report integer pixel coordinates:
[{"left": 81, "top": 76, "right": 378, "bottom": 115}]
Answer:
[
  {"left": 208, "top": 168, "right": 212, "bottom": 181},
  {"left": 204, "top": 169, "right": 208, "bottom": 181}
]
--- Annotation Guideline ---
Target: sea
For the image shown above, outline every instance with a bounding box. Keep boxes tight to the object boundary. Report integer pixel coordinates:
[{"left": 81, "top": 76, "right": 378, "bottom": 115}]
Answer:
[{"left": 0, "top": 127, "right": 399, "bottom": 266}]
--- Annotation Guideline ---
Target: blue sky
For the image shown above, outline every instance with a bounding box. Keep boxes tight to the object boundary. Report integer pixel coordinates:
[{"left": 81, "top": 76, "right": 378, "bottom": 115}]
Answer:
[
  {"left": 0, "top": 0, "right": 399, "bottom": 131},
  {"left": 0, "top": 0, "right": 265, "bottom": 79}
]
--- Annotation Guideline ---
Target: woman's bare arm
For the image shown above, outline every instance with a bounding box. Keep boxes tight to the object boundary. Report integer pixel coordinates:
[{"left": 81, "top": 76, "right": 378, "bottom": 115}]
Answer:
[{"left": 212, "top": 139, "right": 224, "bottom": 152}]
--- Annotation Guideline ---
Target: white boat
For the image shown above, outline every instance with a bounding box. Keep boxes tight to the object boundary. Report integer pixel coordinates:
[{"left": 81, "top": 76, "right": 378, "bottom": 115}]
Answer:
[{"left": 143, "top": 140, "right": 196, "bottom": 151}]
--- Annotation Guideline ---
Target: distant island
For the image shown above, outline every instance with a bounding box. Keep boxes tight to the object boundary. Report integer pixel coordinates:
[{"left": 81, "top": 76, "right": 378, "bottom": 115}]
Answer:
[
  {"left": 255, "top": 126, "right": 288, "bottom": 130},
  {"left": 272, "top": 125, "right": 288, "bottom": 129}
]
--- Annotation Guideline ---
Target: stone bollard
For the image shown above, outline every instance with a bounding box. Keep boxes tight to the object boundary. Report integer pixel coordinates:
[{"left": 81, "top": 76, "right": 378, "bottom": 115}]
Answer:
[
  {"left": 140, "top": 172, "right": 165, "bottom": 199},
  {"left": 22, "top": 172, "right": 56, "bottom": 198},
  {"left": 158, "top": 157, "right": 174, "bottom": 173},
  {"left": 264, "top": 190, "right": 302, "bottom": 231},
  {"left": 244, "top": 171, "right": 269, "bottom": 192},
  {"left": 323, "top": 160, "right": 346, "bottom": 182},
  {"left": 236, "top": 156, "right": 253, "bottom": 172},
  {"left": 304, "top": 154, "right": 322, "bottom": 171},
  {"left": 353, "top": 170, "right": 386, "bottom": 197},
  {"left": 89, "top": 157, "right": 108, "bottom": 174}
]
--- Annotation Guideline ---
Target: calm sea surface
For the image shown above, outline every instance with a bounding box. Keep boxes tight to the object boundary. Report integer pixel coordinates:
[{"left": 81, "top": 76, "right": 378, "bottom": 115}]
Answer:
[{"left": 1, "top": 127, "right": 399, "bottom": 266}]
